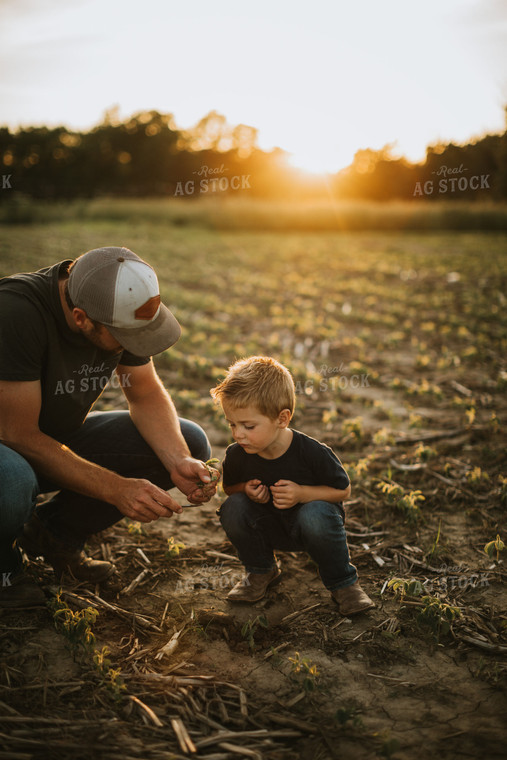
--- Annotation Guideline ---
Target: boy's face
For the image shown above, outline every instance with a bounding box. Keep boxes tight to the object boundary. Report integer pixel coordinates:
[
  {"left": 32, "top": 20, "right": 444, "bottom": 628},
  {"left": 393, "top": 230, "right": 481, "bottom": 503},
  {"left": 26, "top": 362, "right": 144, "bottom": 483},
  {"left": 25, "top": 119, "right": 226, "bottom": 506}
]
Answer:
[{"left": 221, "top": 402, "right": 290, "bottom": 458}]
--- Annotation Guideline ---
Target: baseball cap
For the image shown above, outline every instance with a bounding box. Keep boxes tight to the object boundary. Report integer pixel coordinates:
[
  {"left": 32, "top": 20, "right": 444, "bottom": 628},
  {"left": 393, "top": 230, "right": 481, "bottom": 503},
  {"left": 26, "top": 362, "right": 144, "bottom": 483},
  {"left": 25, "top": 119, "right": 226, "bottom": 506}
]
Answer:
[{"left": 67, "top": 247, "right": 181, "bottom": 356}]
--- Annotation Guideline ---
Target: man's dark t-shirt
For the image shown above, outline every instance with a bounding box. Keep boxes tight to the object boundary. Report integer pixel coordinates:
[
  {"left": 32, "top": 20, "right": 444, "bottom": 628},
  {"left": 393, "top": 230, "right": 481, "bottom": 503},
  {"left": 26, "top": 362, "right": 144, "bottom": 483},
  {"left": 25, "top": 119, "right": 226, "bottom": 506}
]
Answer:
[
  {"left": 222, "top": 429, "right": 350, "bottom": 508},
  {"left": 0, "top": 260, "right": 150, "bottom": 439}
]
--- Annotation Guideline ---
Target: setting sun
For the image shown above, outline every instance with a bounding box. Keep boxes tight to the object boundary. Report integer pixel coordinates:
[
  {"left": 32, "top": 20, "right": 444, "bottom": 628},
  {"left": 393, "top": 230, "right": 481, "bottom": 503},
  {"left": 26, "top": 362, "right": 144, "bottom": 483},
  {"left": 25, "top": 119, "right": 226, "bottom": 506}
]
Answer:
[{"left": 287, "top": 146, "right": 356, "bottom": 175}]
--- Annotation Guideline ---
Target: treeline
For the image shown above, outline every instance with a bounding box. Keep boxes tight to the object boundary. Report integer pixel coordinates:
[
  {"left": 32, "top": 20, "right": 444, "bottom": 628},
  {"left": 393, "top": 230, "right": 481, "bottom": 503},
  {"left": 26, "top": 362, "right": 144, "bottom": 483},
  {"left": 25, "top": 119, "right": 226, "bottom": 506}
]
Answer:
[{"left": 1, "top": 108, "right": 506, "bottom": 201}]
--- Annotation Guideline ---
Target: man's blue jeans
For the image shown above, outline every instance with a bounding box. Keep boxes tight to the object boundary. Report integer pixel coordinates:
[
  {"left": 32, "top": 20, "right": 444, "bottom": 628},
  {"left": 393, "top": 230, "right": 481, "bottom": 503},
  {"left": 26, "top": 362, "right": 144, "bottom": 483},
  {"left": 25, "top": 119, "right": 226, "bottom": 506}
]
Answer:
[
  {"left": 218, "top": 493, "right": 357, "bottom": 591},
  {"left": 0, "top": 411, "right": 211, "bottom": 576}
]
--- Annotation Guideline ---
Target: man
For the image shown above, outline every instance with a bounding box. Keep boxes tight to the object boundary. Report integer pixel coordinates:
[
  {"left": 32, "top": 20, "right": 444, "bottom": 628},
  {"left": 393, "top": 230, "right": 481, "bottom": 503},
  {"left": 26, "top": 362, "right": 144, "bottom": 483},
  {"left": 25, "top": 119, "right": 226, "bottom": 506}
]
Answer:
[{"left": 0, "top": 246, "right": 216, "bottom": 608}]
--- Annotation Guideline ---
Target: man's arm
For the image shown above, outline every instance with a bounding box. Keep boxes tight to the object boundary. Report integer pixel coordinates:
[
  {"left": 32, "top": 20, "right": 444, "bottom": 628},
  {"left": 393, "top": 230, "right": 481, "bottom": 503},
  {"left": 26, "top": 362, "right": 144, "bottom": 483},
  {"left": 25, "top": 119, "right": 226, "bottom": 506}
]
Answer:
[
  {"left": 0, "top": 379, "right": 182, "bottom": 522},
  {"left": 118, "top": 361, "right": 214, "bottom": 503}
]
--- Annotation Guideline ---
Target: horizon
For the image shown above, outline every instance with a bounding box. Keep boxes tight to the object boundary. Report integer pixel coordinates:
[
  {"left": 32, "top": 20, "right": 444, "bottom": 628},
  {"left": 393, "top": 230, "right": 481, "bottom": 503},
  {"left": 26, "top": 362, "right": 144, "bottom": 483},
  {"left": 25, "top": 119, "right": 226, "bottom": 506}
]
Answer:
[{"left": 2, "top": 105, "right": 505, "bottom": 177}]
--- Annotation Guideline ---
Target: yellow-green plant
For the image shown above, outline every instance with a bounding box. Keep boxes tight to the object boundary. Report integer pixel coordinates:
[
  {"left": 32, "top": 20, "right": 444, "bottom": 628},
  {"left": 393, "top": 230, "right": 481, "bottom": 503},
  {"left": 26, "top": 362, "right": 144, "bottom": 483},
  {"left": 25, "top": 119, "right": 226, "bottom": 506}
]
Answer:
[
  {"left": 125, "top": 519, "right": 145, "bottom": 536},
  {"left": 426, "top": 519, "right": 442, "bottom": 562},
  {"left": 93, "top": 646, "right": 126, "bottom": 700},
  {"left": 377, "top": 482, "right": 424, "bottom": 522},
  {"left": 499, "top": 476, "right": 507, "bottom": 506},
  {"left": 417, "top": 596, "right": 460, "bottom": 641},
  {"left": 48, "top": 591, "right": 98, "bottom": 654},
  {"left": 346, "top": 455, "right": 372, "bottom": 480},
  {"left": 377, "top": 481, "right": 404, "bottom": 503},
  {"left": 373, "top": 428, "right": 395, "bottom": 445},
  {"left": 342, "top": 417, "right": 363, "bottom": 441},
  {"left": 322, "top": 408, "right": 338, "bottom": 427},
  {"left": 388, "top": 577, "right": 424, "bottom": 601},
  {"left": 241, "top": 615, "right": 268, "bottom": 652},
  {"left": 288, "top": 651, "right": 320, "bottom": 693},
  {"left": 406, "top": 378, "right": 443, "bottom": 400},
  {"left": 465, "top": 406, "right": 476, "bottom": 426},
  {"left": 335, "top": 703, "right": 363, "bottom": 729},
  {"left": 414, "top": 442, "right": 437, "bottom": 461},
  {"left": 197, "top": 457, "right": 221, "bottom": 487},
  {"left": 409, "top": 412, "right": 424, "bottom": 429},
  {"left": 166, "top": 536, "right": 186, "bottom": 558},
  {"left": 466, "top": 466, "right": 489, "bottom": 485},
  {"left": 398, "top": 490, "right": 425, "bottom": 521},
  {"left": 489, "top": 412, "right": 499, "bottom": 433},
  {"left": 484, "top": 534, "right": 505, "bottom": 563},
  {"left": 415, "top": 353, "right": 431, "bottom": 369}
]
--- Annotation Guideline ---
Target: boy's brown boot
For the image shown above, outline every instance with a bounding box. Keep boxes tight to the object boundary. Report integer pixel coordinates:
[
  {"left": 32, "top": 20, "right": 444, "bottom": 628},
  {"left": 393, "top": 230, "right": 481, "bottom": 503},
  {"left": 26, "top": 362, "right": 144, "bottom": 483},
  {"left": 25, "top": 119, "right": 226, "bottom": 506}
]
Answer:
[
  {"left": 0, "top": 572, "right": 46, "bottom": 609},
  {"left": 227, "top": 566, "right": 281, "bottom": 603},
  {"left": 18, "top": 514, "right": 115, "bottom": 583},
  {"left": 332, "top": 581, "right": 375, "bottom": 616}
]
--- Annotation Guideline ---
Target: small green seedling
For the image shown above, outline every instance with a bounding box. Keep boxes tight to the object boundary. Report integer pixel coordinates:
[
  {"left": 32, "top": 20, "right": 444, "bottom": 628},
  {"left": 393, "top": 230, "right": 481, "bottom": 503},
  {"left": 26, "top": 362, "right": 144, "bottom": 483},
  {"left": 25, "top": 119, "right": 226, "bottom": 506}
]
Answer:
[
  {"left": 464, "top": 406, "right": 476, "bottom": 426},
  {"left": 288, "top": 651, "right": 320, "bottom": 693},
  {"left": 377, "top": 482, "right": 424, "bottom": 522},
  {"left": 48, "top": 591, "right": 98, "bottom": 654},
  {"left": 166, "top": 536, "right": 186, "bottom": 558},
  {"left": 426, "top": 519, "right": 442, "bottom": 562},
  {"left": 397, "top": 490, "right": 425, "bottom": 522},
  {"left": 417, "top": 596, "right": 460, "bottom": 642},
  {"left": 93, "top": 646, "right": 126, "bottom": 700},
  {"left": 414, "top": 442, "right": 437, "bottom": 461},
  {"left": 197, "top": 458, "right": 221, "bottom": 487},
  {"left": 241, "top": 615, "right": 268, "bottom": 651},
  {"left": 484, "top": 534, "right": 505, "bottom": 563},
  {"left": 377, "top": 481, "right": 404, "bottom": 503},
  {"left": 346, "top": 456, "right": 372, "bottom": 480},
  {"left": 388, "top": 577, "right": 424, "bottom": 601},
  {"left": 499, "top": 476, "right": 507, "bottom": 506},
  {"left": 466, "top": 466, "right": 489, "bottom": 485},
  {"left": 335, "top": 704, "right": 363, "bottom": 730},
  {"left": 125, "top": 519, "right": 145, "bottom": 536},
  {"left": 342, "top": 417, "right": 363, "bottom": 441}
]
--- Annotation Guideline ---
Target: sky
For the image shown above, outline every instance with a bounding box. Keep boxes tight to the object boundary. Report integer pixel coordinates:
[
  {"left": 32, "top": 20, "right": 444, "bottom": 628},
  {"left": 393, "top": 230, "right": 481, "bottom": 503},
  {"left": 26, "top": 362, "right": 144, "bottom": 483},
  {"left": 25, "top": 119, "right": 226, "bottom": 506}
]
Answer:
[{"left": 0, "top": 0, "right": 506, "bottom": 173}]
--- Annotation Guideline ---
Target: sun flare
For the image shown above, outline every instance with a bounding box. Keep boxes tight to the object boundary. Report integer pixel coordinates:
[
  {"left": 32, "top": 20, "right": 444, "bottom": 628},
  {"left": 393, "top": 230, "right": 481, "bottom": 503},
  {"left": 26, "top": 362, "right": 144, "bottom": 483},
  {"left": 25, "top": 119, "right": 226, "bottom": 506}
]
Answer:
[{"left": 287, "top": 147, "right": 353, "bottom": 176}]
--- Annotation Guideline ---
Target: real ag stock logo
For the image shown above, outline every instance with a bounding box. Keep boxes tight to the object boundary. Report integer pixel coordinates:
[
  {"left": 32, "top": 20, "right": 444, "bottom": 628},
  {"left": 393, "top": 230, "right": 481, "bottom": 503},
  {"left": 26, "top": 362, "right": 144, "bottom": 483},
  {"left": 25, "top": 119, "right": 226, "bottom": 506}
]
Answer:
[
  {"left": 174, "top": 164, "right": 251, "bottom": 196},
  {"left": 413, "top": 164, "right": 490, "bottom": 196}
]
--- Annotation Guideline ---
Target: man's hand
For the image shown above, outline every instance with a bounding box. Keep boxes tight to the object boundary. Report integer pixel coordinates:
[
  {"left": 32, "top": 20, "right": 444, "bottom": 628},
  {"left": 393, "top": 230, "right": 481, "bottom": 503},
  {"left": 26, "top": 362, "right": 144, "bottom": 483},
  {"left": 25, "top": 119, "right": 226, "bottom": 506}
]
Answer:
[
  {"left": 113, "top": 478, "right": 183, "bottom": 522},
  {"left": 271, "top": 480, "right": 302, "bottom": 509},
  {"left": 245, "top": 479, "right": 270, "bottom": 503},
  {"left": 170, "top": 456, "right": 219, "bottom": 504}
]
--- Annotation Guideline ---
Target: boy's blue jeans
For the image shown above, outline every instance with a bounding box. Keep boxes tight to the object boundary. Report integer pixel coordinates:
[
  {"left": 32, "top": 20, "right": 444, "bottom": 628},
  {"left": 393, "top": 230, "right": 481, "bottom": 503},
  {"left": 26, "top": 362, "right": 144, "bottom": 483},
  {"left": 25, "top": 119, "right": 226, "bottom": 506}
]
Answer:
[
  {"left": 0, "top": 410, "right": 211, "bottom": 577},
  {"left": 218, "top": 493, "right": 358, "bottom": 591}
]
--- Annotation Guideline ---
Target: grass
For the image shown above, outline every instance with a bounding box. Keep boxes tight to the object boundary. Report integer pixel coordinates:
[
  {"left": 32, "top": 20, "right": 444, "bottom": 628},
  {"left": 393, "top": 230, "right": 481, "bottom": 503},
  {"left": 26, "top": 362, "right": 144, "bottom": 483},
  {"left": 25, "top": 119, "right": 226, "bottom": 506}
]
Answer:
[
  {"left": 1, "top": 194, "right": 507, "bottom": 230},
  {"left": 1, "top": 209, "right": 506, "bottom": 460},
  {"left": 1, "top": 204, "right": 505, "bottom": 758}
]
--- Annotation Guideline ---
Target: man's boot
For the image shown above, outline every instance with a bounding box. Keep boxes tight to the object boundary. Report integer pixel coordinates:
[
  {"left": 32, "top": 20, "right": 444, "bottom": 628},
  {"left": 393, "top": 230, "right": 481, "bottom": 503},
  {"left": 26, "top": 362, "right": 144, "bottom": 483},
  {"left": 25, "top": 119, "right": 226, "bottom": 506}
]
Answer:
[{"left": 18, "top": 514, "right": 115, "bottom": 583}]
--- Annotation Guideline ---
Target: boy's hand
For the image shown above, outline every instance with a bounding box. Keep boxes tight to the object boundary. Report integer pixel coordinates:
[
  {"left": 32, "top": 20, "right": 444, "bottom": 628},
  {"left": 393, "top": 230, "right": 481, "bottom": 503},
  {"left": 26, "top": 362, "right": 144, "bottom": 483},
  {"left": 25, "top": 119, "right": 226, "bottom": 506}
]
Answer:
[
  {"left": 245, "top": 479, "right": 270, "bottom": 503},
  {"left": 271, "top": 480, "right": 302, "bottom": 509}
]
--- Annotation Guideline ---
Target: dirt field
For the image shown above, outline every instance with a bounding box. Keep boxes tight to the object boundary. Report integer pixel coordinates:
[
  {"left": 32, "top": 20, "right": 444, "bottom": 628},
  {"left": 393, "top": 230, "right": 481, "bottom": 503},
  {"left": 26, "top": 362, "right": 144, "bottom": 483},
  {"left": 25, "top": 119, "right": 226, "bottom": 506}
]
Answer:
[
  {"left": 2, "top": 418, "right": 505, "bottom": 759},
  {"left": 0, "top": 223, "right": 506, "bottom": 759}
]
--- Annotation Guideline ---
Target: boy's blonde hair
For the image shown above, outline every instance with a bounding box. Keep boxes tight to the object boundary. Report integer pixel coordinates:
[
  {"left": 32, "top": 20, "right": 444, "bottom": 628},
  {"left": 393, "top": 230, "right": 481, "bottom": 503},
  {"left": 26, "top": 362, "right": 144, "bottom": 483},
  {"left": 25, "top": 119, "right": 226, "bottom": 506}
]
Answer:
[{"left": 210, "top": 356, "right": 296, "bottom": 420}]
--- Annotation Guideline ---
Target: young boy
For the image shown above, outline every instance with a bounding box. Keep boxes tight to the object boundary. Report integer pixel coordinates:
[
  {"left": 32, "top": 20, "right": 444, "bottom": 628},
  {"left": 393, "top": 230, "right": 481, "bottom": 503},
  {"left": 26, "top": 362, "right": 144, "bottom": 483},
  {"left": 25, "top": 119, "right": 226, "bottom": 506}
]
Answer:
[{"left": 210, "top": 356, "right": 374, "bottom": 616}]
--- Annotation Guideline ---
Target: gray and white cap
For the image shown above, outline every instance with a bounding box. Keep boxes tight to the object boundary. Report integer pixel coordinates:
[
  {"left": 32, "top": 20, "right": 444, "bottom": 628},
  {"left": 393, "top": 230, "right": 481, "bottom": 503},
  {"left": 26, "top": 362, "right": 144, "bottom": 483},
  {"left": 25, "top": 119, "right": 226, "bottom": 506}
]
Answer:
[{"left": 68, "top": 247, "right": 181, "bottom": 356}]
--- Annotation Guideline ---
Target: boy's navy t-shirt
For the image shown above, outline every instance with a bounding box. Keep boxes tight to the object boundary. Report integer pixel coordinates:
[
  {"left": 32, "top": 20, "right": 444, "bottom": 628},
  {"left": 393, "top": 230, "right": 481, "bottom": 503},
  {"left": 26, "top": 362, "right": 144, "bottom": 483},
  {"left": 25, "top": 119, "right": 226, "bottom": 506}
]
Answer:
[{"left": 222, "top": 429, "right": 350, "bottom": 507}]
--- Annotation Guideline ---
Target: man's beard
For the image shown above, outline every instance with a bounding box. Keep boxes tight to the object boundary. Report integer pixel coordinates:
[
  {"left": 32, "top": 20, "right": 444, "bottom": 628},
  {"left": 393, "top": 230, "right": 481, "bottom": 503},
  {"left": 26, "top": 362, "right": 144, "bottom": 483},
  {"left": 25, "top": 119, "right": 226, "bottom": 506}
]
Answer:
[{"left": 82, "top": 323, "right": 123, "bottom": 355}]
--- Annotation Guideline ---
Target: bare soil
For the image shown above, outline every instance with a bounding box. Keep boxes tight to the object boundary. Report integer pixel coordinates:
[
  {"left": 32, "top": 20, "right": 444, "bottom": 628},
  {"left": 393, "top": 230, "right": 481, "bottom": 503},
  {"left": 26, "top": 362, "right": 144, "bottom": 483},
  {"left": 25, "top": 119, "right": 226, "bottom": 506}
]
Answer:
[{"left": 1, "top": 400, "right": 506, "bottom": 760}]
